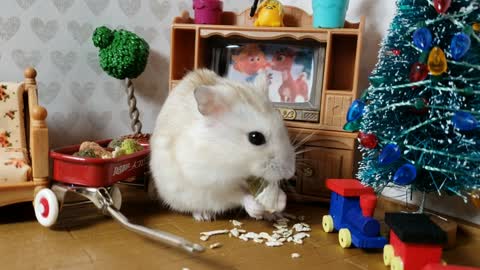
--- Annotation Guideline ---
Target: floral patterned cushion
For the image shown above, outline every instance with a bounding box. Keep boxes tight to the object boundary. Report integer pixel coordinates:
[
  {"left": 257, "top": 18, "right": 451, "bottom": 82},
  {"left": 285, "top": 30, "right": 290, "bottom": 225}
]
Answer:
[
  {"left": 0, "top": 83, "right": 27, "bottom": 149},
  {"left": 0, "top": 148, "right": 31, "bottom": 183},
  {"left": 0, "top": 82, "right": 30, "bottom": 183}
]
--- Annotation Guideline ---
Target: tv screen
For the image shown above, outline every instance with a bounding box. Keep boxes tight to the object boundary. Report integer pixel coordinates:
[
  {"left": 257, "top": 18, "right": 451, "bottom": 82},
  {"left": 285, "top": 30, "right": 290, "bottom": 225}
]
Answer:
[{"left": 210, "top": 40, "right": 326, "bottom": 122}]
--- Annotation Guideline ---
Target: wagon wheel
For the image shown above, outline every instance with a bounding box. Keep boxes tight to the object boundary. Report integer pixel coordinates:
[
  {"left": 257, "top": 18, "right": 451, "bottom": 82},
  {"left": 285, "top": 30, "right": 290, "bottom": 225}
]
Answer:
[
  {"left": 338, "top": 228, "right": 352, "bottom": 248},
  {"left": 391, "top": 256, "right": 404, "bottom": 270},
  {"left": 322, "top": 215, "right": 334, "bottom": 233},
  {"left": 109, "top": 185, "right": 122, "bottom": 210},
  {"left": 383, "top": 244, "right": 394, "bottom": 266},
  {"left": 33, "top": 188, "right": 59, "bottom": 227}
]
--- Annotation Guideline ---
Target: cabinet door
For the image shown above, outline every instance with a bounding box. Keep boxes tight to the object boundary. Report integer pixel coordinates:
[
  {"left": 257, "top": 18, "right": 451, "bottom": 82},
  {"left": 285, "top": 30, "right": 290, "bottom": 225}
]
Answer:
[{"left": 299, "top": 146, "right": 354, "bottom": 197}]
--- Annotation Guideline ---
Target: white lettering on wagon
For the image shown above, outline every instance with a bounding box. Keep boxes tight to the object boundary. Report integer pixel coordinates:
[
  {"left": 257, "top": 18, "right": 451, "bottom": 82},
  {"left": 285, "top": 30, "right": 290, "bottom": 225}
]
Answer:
[
  {"left": 131, "top": 157, "right": 147, "bottom": 169},
  {"left": 113, "top": 163, "right": 131, "bottom": 176},
  {"left": 112, "top": 157, "right": 148, "bottom": 176}
]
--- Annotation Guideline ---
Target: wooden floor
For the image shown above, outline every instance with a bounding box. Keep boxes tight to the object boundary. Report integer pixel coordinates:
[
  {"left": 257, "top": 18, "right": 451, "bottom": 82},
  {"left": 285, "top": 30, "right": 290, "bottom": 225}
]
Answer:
[{"left": 0, "top": 185, "right": 479, "bottom": 270}]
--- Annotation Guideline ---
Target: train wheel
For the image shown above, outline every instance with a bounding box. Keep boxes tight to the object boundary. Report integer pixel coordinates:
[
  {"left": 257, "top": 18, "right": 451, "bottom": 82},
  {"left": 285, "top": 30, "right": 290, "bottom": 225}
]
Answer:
[
  {"left": 33, "top": 188, "right": 59, "bottom": 227},
  {"left": 391, "top": 256, "right": 404, "bottom": 270},
  {"left": 338, "top": 228, "right": 352, "bottom": 248},
  {"left": 383, "top": 244, "right": 394, "bottom": 266},
  {"left": 109, "top": 185, "right": 122, "bottom": 210},
  {"left": 322, "top": 215, "right": 334, "bottom": 233}
]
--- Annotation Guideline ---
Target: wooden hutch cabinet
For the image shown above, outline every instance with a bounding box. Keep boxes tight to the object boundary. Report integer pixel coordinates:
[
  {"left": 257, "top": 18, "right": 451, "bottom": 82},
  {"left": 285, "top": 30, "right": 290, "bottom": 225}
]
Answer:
[{"left": 168, "top": 7, "right": 364, "bottom": 202}]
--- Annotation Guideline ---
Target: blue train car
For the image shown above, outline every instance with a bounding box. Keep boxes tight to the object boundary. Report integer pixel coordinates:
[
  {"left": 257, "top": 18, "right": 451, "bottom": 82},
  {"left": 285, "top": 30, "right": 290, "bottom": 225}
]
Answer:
[{"left": 322, "top": 178, "right": 388, "bottom": 249}]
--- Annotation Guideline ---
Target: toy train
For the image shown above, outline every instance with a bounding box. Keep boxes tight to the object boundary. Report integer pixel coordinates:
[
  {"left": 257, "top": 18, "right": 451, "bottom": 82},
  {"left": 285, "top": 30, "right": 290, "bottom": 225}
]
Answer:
[
  {"left": 322, "top": 178, "right": 388, "bottom": 248},
  {"left": 323, "top": 179, "right": 479, "bottom": 269}
]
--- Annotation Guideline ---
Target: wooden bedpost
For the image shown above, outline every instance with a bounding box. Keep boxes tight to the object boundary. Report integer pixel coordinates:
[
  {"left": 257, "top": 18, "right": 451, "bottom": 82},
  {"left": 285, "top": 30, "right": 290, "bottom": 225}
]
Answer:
[{"left": 24, "top": 67, "right": 49, "bottom": 187}]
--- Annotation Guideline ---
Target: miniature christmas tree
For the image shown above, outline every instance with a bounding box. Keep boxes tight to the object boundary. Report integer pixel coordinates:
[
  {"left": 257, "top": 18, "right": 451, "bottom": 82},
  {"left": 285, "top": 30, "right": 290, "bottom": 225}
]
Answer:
[
  {"left": 93, "top": 26, "right": 150, "bottom": 134},
  {"left": 344, "top": 0, "right": 480, "bottom": 207}
]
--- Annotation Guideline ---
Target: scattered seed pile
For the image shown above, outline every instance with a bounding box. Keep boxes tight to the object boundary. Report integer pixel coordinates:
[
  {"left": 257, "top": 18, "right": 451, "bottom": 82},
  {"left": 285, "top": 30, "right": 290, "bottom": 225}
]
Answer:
[{"left": 199, "top": 214, "right": 311, "bottom": 248}]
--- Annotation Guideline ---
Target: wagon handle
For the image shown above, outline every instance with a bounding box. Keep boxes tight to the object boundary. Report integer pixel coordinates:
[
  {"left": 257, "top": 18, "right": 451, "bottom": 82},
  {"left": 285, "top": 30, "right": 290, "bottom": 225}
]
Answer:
[
  {"left": 52, "top": 183, "right": 205, "bottom": 254},
  {"left": 106, "top": 206, "right": 205, "bottom": 253}
]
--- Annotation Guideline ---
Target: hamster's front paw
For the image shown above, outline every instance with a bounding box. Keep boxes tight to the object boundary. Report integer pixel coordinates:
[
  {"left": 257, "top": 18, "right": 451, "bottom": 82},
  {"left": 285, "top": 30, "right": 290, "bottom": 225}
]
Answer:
[
  {"left": 242, "top": 195, "right": 265, "bottom": 220},
  {"left": 193, "top": 211, "right": 215, "bottom": 222},
  {"left": 273, "top": 189, "right": 287, "bottom": 213}
]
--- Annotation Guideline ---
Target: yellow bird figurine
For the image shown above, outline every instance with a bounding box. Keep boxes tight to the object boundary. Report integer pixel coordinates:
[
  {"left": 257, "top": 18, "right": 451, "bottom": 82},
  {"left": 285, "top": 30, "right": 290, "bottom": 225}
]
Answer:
[{"left": 254, "top": 0, "right": 284, "bottom": 27}]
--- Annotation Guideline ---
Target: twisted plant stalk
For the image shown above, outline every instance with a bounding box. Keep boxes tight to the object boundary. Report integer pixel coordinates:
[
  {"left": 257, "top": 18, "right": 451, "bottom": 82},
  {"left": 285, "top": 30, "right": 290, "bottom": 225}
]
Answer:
[{"left": 125, "top": 78, "right": 142, "bottom": 134}]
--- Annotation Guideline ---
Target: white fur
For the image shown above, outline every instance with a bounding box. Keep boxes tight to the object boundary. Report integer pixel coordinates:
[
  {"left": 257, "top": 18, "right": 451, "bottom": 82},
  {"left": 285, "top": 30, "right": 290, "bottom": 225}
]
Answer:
[{"left": 149, "top": 69, "right": 295, "bottom": 220}]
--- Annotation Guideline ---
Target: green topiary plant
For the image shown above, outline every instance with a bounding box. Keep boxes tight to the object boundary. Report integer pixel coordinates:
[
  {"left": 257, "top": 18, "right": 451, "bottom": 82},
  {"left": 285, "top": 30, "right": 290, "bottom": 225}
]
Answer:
[{"left": 93, "top": 26, "right": 150, "bottom": 134}]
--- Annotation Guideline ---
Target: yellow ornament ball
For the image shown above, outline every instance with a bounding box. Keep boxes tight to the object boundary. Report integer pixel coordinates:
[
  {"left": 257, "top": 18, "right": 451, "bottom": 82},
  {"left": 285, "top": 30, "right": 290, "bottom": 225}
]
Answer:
[
  {"left": 473, "top": 22, "right": 480, "bottom": 32},
  {"left": 428, "top": 47, "right": 448, "bottom": 76}
]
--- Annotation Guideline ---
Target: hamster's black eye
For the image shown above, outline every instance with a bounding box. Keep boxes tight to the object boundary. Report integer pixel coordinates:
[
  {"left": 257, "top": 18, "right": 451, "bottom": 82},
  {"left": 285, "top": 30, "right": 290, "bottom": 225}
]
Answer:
[{"left": 248, "top": 131, "right": 266, "bottom": 146}]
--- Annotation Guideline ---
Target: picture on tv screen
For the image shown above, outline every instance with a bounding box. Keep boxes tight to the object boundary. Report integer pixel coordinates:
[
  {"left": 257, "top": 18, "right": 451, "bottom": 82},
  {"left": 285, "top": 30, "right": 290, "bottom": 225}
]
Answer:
[{"left": 210, "top": 41, "right": 326, "bottom": 111}]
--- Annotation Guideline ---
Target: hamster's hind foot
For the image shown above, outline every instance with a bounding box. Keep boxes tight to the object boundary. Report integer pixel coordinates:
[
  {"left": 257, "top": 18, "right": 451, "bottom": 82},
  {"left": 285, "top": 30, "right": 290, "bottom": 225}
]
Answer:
[{"left": 193, "top": 211, "right": 215, "bottom": 222}]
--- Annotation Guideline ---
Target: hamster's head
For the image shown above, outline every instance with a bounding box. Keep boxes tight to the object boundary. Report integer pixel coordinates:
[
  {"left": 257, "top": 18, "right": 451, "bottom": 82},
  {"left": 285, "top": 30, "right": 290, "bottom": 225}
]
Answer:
[{"left": 193, "top": 71, "right": 295, "bottom": 184}]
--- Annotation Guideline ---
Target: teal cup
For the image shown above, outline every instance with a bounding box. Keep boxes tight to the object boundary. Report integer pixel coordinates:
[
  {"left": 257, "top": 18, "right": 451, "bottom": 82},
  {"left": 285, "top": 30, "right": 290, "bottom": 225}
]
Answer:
[{"left": 312, "top": 0, "right": 350, "bottom": 28}]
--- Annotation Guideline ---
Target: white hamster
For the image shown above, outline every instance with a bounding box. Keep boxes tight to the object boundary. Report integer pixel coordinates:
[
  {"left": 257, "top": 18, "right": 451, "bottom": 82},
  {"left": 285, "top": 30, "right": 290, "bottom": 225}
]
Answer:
[{"left": 149, "top": 69, "right": 295, "bottom": 221}]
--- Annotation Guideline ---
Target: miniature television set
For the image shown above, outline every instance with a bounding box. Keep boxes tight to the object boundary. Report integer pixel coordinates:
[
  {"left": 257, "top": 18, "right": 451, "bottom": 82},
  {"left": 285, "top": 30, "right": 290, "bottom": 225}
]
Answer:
[{"left": 209, "top": 40, "right": 326, "bottom": 123}]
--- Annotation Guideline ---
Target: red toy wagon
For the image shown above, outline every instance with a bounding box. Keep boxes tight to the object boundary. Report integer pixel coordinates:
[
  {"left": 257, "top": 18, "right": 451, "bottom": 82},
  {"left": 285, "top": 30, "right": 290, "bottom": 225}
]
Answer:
[{"left": 33, "top": 134, "right": 204, "bottom": 253}]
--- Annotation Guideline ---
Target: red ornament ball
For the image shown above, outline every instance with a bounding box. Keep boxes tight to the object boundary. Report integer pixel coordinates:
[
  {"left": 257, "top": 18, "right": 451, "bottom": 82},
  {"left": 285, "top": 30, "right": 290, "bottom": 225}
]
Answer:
[
  {"left": 409, "top": 62, "right": 429, "bottom": 84},
  {"left": 392, "top": 49, "right": 401, "bottom": 56},
  {"left": 434, "top": 0, "right": 451, "bottom": 14},
  {"left": 358, "top": 132, "right": 378, "bottom": 149}
]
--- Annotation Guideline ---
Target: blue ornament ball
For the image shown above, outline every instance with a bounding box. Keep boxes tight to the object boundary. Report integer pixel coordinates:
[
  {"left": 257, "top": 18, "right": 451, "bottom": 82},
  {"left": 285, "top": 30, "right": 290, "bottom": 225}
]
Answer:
[
  {"left": 393, "top": 164, "right": 417, "bottom": 185},
  {"left": 450, "top": 32, "right": 471, "bottom": 61},
  {"left": 413, "top": 27, "right": 433, "bottom": 51},
  {"left": 452, "top": 111, "right": 478, "bottom": 131},
  {"left": 346, "top": 99, "right": 365, "bottom": 122},
  {"left": 378, "top": 143, "right": 401, "bottom": 166}
]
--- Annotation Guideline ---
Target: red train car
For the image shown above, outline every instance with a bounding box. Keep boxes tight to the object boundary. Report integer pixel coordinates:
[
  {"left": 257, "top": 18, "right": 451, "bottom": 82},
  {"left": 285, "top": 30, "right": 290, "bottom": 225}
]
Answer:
[{"left": 383, "top": 213, "right": 447, "bottom": 270}]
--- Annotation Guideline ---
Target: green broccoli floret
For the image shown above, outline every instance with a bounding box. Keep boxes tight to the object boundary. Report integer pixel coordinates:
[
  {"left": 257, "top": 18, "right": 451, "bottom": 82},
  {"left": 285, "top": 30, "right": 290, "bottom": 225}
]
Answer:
[
  {"left": 120, "top": 138, "right": 143, "bottom": 155},
  {"left": 112, "top": 147, "right": 127, "bottom": 158},
  {"left": 73, "top": 149, "right": 99, "bottom": 158},
  {"left": 92, "top": 26, "right": 149, "bottom": 79},
  {"left": 108, "top": 138, "right": 124, "bottom": 149}
]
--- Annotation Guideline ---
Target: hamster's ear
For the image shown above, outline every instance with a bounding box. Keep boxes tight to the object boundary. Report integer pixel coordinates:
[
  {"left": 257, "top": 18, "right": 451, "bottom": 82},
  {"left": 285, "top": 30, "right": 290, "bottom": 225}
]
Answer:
[
  {"left": 253, "top": 71, "right": 269, "bottom": 94},
  {"left": 194, "top": 86, "right": 228, "bottom": 117}
]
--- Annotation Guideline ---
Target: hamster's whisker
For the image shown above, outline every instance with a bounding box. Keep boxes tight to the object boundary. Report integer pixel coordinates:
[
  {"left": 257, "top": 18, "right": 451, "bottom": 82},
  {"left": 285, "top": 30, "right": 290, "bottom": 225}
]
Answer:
[
  {"left": 293, "top": 131, "right": 316, "bottom": 149},
  {"left": 256, "top": 179, "right": 269, "bottom": 196},
  {"left": 290, "top": 132, "right": 301, "bottom": 146},
  {"left": 295, "top": 148, "right": 314, "bottom": 155}
]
